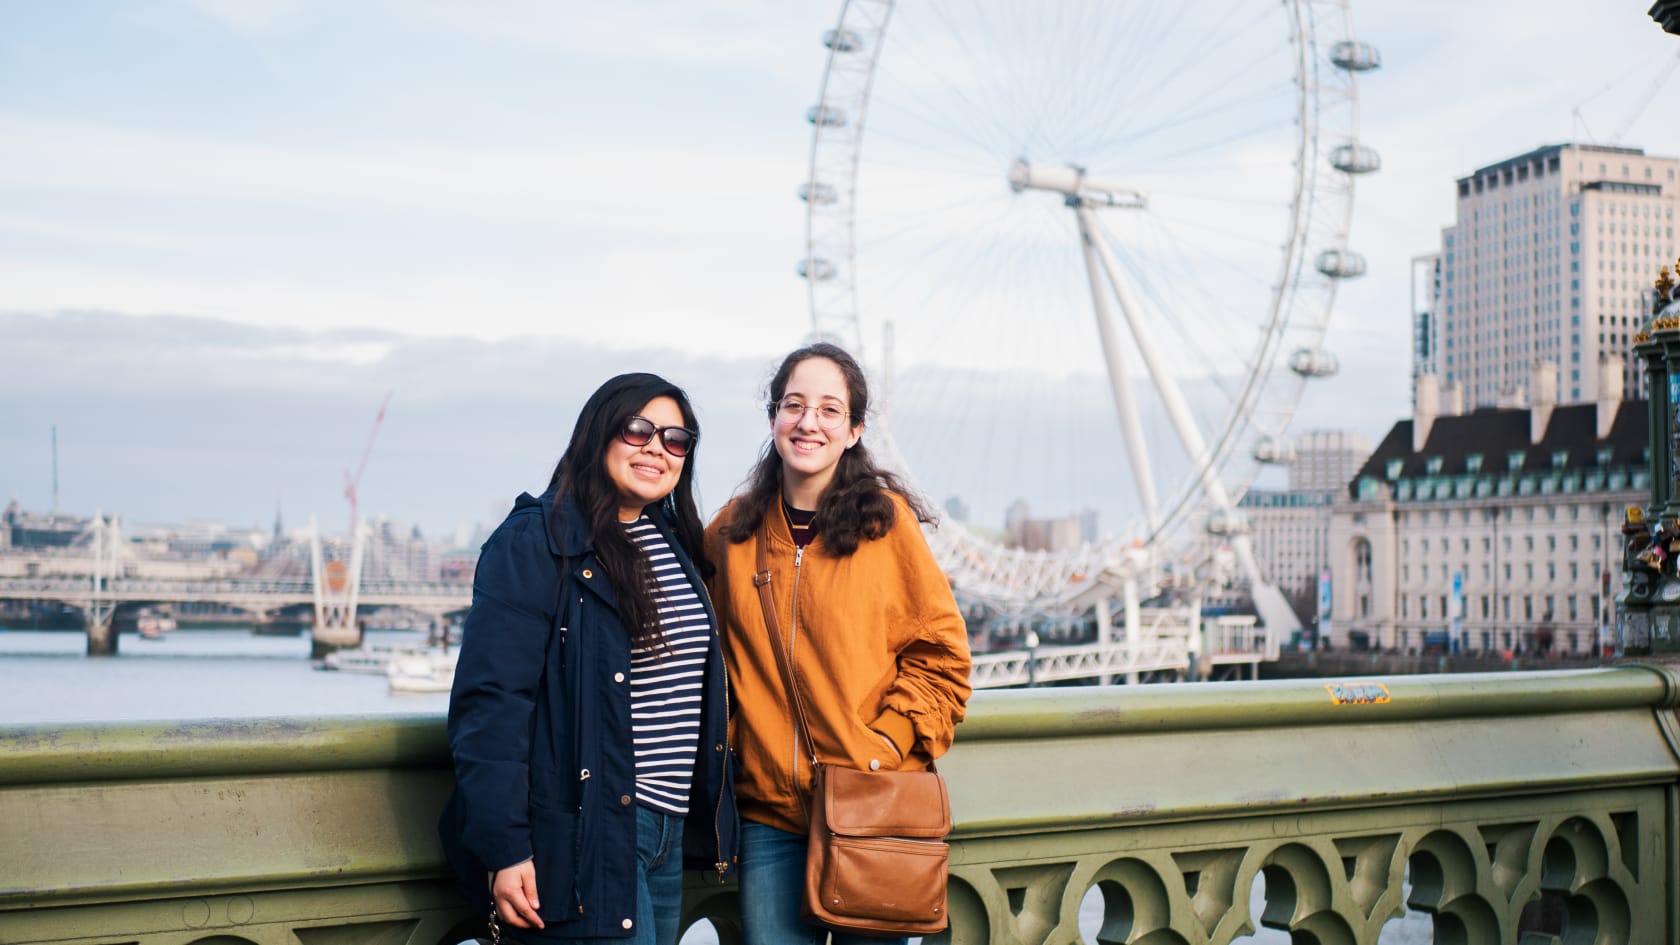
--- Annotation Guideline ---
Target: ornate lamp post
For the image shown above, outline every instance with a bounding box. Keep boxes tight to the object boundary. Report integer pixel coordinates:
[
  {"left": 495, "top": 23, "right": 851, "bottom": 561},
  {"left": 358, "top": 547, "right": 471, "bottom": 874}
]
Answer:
[{"left": 1619, "top": 265, "right": 1680, "bottom": 654}]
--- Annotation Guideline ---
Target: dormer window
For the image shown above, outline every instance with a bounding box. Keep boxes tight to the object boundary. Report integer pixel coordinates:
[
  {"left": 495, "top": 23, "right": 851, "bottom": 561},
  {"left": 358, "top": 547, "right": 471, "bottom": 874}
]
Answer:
[
  {"left": 1596, "top": 446, "right": 1613, "bottom": 466},
  {"left": 1426, "top": 456, "right": 1444, "bottom": 475},
  {"left": 1508, "top": 450, "right": 1526, "bottom": 471},
  {"left": 1466, "top": 453, "right": 1483, "bottom": 474},
  {"left": 1552, "top": 450, "right": 1569, "bottom": 468},
  {"left": 1386, "top": 458, "right": 1404, "bottom": 480}
]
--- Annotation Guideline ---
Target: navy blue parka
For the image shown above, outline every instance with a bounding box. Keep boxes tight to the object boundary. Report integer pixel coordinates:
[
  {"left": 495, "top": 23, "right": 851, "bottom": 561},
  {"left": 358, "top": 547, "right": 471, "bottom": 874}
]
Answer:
[{"left": 438, "top": 489, "right": 738, "bottom": 938}]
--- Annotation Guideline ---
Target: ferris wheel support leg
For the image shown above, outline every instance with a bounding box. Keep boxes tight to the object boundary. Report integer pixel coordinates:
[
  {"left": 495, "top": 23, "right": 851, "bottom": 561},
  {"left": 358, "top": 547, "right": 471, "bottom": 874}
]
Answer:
[
  {"left": 1078, "top": 205, "right": 1301, "bottom": 636},
  {"left": 1124, "top": 571, "right": 1141, "bottom": 685},
  {"left": 1095, "top": 595, "right": 1114, "bottom": 685},
  {"left": 1076, "top": 211, "right": 1160, "bottom": 534}
]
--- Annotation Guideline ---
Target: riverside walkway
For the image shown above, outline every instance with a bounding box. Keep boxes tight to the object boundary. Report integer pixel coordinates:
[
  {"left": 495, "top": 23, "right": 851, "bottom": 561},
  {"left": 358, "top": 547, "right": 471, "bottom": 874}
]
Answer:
[{"left": 3, "top": 667, "right": 1678, "bottom": 943}]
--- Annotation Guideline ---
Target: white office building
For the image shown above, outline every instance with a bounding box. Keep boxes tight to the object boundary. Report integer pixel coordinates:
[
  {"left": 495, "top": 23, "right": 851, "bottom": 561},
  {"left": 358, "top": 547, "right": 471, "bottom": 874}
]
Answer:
[{"left": 1422, "top": 143, "right": 1679, "bottom": 407}]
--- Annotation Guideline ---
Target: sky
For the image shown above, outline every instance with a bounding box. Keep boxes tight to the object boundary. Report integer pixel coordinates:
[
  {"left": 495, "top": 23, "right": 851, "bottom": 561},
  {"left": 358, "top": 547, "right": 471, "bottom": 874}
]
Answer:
[{"left": 4, "top": 1, "right": 1680, "bottom": 542}]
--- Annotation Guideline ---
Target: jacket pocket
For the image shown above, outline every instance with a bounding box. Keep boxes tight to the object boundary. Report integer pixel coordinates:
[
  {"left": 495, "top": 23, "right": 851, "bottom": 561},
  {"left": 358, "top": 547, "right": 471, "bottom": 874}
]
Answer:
[{"left": 528, "top": 800, "right": 581, "bottom": 923}]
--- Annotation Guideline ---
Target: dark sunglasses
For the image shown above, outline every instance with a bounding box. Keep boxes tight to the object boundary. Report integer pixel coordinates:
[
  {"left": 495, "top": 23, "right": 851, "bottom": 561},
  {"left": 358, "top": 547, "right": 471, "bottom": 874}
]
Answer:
[{"left": 620, "top": 415, "right": 697, "bottom": 457}]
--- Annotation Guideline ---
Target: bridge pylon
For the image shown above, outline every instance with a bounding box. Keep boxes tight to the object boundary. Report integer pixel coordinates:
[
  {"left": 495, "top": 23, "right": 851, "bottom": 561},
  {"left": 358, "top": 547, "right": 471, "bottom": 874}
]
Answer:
[
  {"left": 308, "top": 517, "right": 366, "bottom": 660},
  {"left": 85, "top": 512, "right": 124, "bottom": 657}
]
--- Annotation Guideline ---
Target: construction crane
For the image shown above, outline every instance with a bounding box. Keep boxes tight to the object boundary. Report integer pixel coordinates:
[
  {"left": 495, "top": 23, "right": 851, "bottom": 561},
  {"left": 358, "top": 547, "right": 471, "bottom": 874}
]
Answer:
[
  {"left": 1572, "top": 49, "right": 1680, "bottom": 145},
  {"left": 344, "top": 391, "right": 393, "bottom": 537},
  {"left": 1609, "top": 50, "right": 1680, "bottom": 145}
]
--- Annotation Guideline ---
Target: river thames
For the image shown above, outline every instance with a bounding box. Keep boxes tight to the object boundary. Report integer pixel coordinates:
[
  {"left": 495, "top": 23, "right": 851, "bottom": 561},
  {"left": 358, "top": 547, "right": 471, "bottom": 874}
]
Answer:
[{"left": 0, "top": 625, "right": 1436, "bottom": 942}]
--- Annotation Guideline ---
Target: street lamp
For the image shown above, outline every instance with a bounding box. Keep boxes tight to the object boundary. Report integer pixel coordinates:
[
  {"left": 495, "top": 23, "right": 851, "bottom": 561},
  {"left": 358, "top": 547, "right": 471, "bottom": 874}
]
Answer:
[{"left": 1024, "top": 629, "right": 1041, "bottom": 688}]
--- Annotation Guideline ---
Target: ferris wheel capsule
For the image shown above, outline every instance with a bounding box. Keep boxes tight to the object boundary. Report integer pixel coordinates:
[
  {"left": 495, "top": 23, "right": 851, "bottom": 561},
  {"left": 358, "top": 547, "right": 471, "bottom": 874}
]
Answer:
[
  {"left": 797, "top": 257, "right": 837, "bottom": 281},
  {"left": 799, "top": 182, "right": 838, "bottom": 205},
  {"left": 1329, "top": 40, "right": 1382, "bottom": 71},
  {"left": 1289, "top": 348, "right": 1340, "bottom": 378},
  {"left": 807, "top": 104, "right": 847, "bottom": 127},
  {"left": 1329, "top": 143, "right": 1382, "bottom": 174},
  {"left": 1252, "top": 435, "right": 1296, "bottom": 464},
  {"left": 823, "top": 29, "right": 861, "bottom": 52},
  {"left": 1315, "top": 248, "right": 1367, "bottom": 279}
]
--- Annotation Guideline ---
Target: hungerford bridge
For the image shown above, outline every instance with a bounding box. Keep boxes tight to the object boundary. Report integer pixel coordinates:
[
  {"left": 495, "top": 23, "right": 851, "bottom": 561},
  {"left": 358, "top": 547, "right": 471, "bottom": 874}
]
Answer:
[{"left": 0, "top": 514, "right": 1281, "bottom": 683}]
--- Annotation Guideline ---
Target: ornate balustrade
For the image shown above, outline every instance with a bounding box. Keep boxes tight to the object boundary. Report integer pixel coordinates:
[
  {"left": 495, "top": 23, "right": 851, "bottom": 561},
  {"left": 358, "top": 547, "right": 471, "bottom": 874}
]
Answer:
[{"left": 4, "top": 667, "right": 1679, "bottom": 944}]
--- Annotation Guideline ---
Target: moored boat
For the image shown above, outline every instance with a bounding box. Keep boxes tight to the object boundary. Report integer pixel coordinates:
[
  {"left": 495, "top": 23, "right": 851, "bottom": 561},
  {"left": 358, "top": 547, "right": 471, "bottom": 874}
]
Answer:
[{"left": 386, "top": 648, "right": 457, "bottom": 693}]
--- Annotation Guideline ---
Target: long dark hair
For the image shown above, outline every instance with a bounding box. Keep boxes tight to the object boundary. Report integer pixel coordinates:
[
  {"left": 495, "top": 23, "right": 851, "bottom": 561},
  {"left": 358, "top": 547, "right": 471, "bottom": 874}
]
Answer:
[
  {"left": 548, "top": 373, "right": 708, "bottom": 649},
  {"left": 721, "top": 343, "right": 932, "bottom": 555}
]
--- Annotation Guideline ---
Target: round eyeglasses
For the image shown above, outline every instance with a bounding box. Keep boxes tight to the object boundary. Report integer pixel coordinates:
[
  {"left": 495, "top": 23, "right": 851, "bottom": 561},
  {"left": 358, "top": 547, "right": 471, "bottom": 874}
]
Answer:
[
  {"left": 620, "top": 416, "right": 697, "bottom": 457},
  {"left": 774, "top": 397, "right": 851, "bottom": 430}
]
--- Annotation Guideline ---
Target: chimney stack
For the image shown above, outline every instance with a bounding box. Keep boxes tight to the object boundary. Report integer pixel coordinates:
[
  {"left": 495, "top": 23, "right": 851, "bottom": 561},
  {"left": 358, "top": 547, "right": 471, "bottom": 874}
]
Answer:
[
  {"left": 1530, "top": 361, "right": 1558, "bottom": 445},
  {"left": 1597, "top": 353, "right": 1625, "bottom": 439},
  {"left": 1414, "top": 373, "right": 1439, "bottom": 452},
  {"left": 1440, "top": 381, "right": 1463, "bottom": 418}
]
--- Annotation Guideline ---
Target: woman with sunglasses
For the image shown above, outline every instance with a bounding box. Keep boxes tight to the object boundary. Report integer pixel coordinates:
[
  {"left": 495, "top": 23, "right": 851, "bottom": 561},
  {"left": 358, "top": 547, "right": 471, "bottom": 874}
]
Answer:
[
  {"left": 439, "top": 373, "right": 736, "bottom": 945},
  {"left": 705, "top": 343, "right": 972, "bottom": 945}
]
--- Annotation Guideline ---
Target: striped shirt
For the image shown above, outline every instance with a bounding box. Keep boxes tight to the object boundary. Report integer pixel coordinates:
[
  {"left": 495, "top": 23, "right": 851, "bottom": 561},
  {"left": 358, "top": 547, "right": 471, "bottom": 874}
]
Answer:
[{"left": 624, "top": 517, "right": 709, "bottom": 815}]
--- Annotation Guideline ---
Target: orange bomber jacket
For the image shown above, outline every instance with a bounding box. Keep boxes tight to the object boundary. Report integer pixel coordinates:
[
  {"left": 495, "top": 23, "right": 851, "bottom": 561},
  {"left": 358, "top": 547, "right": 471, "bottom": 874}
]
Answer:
[{"left": 704, "top": 492, "right": 973, "bottom": 834}]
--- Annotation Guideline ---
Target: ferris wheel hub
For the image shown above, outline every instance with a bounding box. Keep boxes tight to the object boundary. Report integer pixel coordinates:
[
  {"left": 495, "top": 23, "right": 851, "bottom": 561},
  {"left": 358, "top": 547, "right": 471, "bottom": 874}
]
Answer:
[{"left": 1007, "top": 159, "right": 1146, "bottom": 209}]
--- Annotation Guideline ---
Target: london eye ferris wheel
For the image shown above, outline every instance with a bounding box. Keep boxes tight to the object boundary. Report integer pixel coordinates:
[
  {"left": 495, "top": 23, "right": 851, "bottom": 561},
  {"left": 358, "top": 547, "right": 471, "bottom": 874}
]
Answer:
[{"left": 797, "top": 0, "right": 1382, "bottom": 618}]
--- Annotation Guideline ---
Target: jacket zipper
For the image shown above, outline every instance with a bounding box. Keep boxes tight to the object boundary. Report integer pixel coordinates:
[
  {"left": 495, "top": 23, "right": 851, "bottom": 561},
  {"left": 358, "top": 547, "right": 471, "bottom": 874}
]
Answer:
[
  {"left": 696, "top": 576, "right": 732, "bottom": 882},
  {"left": 788, "top": 544, "right": 806, "bottom": 810}
]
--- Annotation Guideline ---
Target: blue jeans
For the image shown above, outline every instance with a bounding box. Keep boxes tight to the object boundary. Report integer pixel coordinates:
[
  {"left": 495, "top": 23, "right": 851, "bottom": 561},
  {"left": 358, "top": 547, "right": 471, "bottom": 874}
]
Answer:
[
  {"left": 739, "top": 821, "right": 909, "bottom": 945},
  {"left": 506, "top": 806, "right": 683, "bottom": 945}
]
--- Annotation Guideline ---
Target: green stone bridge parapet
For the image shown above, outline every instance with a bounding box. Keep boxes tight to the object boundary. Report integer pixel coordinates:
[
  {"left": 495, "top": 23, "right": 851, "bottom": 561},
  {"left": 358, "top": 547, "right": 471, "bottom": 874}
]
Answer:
[{"left": 5, "top": 667, "right": 1680, "bottom": 944}]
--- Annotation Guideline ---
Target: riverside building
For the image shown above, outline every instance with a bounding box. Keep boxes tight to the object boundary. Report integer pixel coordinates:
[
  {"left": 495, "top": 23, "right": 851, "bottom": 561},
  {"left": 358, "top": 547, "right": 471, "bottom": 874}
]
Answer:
[
  {"left": 1418, "top": 143, "right": 1679, "bottom": 407},
  {"left": 1237, "top": 430, "right": 1373, "bottom": 629},
  {"left": 1328, "top": 363, "right": 1646, "bottom": 656}
]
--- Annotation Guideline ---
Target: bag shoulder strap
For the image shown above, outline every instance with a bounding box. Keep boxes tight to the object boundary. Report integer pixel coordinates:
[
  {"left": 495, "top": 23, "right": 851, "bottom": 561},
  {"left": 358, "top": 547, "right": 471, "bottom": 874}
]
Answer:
[{"left": 754, "top": 521, "right": 819, "bottom": 768}]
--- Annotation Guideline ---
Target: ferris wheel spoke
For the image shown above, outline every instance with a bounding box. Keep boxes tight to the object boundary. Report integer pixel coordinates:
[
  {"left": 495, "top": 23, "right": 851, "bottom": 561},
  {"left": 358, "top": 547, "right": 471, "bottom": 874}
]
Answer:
[
  {"left": 804, "top": 0, "right": 1373, "bottom": 612},
  {"left": 1102, "top": 1, "right": 1283, "bottom": 126}
]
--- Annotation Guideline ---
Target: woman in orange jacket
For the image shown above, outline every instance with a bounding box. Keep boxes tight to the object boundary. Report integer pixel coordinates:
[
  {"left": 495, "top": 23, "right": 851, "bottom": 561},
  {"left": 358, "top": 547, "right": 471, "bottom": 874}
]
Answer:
[{"left": 705, "top": 342, "right": 972, "bottom": 945}]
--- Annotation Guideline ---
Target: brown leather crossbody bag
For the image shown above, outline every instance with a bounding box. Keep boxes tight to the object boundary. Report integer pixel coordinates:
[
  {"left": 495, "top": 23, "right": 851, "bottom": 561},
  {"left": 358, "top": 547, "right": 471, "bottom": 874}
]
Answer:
[{"left": 753, "top": 526, "right": 951, "bottom": 937}]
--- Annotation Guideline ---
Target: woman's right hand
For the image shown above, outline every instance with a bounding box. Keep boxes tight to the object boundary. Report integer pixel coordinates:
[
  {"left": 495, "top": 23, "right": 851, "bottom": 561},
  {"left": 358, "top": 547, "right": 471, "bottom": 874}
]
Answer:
[{"left": 491, "top": 861, "right": 544, "bottom": 929}]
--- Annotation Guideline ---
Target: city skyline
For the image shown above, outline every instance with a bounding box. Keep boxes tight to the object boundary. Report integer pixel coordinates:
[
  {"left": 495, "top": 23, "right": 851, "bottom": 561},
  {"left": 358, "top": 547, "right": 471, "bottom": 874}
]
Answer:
[{"left": 5, "top": 3, "right": 1680, "bottom": 537}]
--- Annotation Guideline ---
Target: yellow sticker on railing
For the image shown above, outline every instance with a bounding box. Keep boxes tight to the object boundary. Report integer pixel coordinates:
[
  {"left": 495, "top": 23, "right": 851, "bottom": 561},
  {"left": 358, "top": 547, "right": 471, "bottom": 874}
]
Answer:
[{"left": 1325, "top": 681, "right": 1390, "bottom": 705}]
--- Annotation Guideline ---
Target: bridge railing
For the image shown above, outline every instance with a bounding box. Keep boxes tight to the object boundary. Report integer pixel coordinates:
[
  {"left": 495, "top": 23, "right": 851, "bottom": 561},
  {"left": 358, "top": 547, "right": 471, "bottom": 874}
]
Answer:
[
  {"left": 3, "top": 667, "right": 1678, "bottom": 944},
  {"left": 0, "top": 575, "right": 471, "bottom": 601}
]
